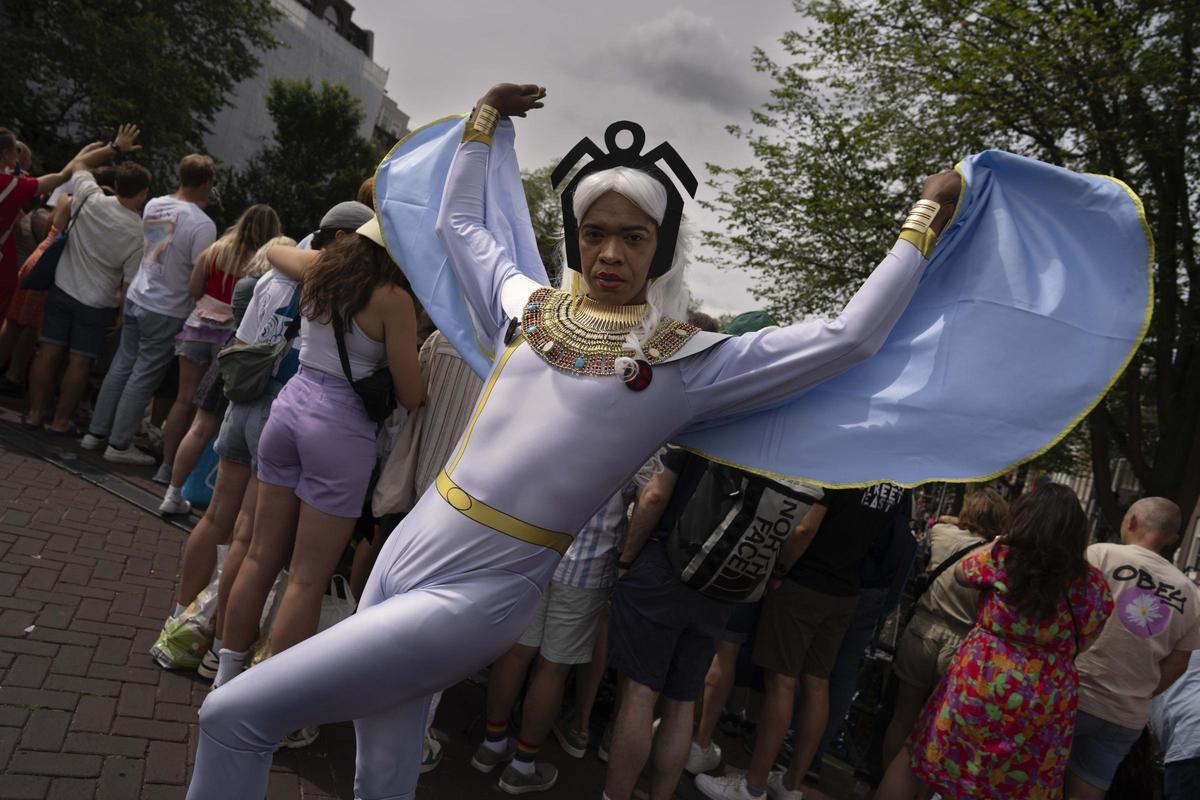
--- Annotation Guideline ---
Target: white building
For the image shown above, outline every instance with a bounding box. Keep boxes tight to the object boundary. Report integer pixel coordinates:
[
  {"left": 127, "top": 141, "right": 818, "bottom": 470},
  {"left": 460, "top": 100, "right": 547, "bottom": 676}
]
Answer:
[{"left": 205, "top": 0, "right": 408, "bottom": 167}]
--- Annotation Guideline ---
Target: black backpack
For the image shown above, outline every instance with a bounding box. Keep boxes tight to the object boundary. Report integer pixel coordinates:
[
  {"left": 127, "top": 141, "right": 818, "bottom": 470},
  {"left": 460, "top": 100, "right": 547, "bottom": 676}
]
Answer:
[{"left": 665, "top": 460, "right": 821, "bottom": 602}]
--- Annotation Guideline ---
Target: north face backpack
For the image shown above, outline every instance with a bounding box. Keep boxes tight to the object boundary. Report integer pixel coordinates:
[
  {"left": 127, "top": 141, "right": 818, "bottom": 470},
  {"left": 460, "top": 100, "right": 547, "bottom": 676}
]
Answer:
[{"left": 665, "top": 460, "right": 821, "bottom": 602}]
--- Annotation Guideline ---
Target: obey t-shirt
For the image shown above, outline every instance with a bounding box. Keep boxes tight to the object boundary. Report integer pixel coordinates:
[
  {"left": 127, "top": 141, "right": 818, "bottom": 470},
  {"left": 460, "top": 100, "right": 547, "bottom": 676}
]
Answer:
[{"left": 1077, "top": 543, "right": 1200, "bottom": 729}]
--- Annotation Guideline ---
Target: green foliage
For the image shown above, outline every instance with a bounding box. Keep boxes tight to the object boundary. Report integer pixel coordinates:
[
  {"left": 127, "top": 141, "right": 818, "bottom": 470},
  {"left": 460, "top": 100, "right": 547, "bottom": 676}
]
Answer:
[
  {"left": 223, "top": 78, "right": 378, "bottom": 240},
  {"left": 521, "top": 163, "right": 565, "bottom": 282},
  {"left": 0, "top": 0, "right": 280, "bottom": 186},
  {"left": 707, "top": 0, "right": 1199, "bottom": 523}
]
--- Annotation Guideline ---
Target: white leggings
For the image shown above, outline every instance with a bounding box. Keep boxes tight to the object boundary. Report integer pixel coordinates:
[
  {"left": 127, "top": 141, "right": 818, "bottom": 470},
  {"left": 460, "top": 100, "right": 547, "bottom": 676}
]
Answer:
[{"left": 186, "top": 493, "right": 558, "bottom": 800}]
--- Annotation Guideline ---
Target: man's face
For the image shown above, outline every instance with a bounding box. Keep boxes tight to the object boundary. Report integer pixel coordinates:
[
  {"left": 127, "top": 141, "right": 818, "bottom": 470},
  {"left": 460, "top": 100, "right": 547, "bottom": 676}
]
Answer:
[{"left": 578, "top": 191, "right": 658, "bottom": 306}]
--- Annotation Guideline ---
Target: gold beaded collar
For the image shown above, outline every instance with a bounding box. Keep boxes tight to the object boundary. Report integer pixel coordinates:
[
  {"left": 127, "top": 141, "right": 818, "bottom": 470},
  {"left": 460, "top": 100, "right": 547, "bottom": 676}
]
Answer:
[
  {"left": 573, "top": 295, "right": 650, "bottom": 331},
  {"left": 520, "top": 288, "right": 698, "bottom": 377}
]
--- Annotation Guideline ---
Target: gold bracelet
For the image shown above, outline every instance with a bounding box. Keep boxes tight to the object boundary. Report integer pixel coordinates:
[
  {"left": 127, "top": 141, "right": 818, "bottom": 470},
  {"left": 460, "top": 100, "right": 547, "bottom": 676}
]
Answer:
[
  {"left": 462, "top": 103, "right": 500, "bottom": 146},
  {"left": 900, "top": 199, "right": 941, "bottom": 234},
  {"left": 899, "top": 199, "right": 942, "bottom": 258}
]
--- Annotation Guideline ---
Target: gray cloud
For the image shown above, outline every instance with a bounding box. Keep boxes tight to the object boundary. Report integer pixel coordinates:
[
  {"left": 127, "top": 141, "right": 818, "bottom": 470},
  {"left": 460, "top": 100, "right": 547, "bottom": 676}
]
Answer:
[{"left": 573, "top": 8, "right": 770, "bottom": 115}]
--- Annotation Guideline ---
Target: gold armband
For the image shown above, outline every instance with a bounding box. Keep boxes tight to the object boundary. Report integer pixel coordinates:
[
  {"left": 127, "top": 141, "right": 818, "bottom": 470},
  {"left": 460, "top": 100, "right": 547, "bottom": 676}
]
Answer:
[
  {"left": 898, "top": 199, "right": 941, "bottom": 258},
  {"left": 462, "top": 104, "right": 500, "bottom": 146}
]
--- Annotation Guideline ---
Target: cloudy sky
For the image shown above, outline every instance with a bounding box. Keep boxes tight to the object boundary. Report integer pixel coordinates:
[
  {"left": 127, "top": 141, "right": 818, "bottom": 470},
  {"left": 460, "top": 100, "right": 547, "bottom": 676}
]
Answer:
[{"left": 351, "top": 0, "right": 804, "bottom": 316}]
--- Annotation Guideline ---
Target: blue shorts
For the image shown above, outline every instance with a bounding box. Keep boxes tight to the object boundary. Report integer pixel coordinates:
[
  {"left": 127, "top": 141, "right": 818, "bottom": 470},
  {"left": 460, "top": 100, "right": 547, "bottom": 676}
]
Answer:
[
  {"left": 40, "top": 286, "right": 116, "bottom": 359},
  {"left": 214, "top": 384, "right": 280, "bottom": 470},
  {"left": 1067, "top": 709, "right": 1143, "bottom": 791}
]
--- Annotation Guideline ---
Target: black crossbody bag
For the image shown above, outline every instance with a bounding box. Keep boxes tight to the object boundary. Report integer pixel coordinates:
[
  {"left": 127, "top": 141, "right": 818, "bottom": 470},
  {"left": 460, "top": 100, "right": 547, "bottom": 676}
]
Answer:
[{"left": 333, "top": 320, "right": 396, "bottom": 423}]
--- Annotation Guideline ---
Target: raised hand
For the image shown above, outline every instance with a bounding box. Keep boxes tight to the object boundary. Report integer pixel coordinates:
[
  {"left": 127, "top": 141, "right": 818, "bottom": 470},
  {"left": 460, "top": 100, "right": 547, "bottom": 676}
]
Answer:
[
  {"left": 477, "top": 83, "right": 547, "bottom": 118},
  {"left": 114, "top": 123, "right": 143, "bottom": 154}
]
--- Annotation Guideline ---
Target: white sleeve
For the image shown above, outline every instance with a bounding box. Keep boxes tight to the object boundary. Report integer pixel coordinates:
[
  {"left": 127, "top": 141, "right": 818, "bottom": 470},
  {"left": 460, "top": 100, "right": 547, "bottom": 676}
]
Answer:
[
  {"left": 681, "top": 240, "right": 926, "bottom": 423},
  {"left": 435, "top": 141, "right": 539, "bottom": 340}
]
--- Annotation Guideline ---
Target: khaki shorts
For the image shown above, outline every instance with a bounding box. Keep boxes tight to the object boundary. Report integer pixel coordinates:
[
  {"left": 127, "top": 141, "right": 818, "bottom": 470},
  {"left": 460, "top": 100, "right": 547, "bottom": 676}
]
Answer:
[
  {"left": 752, "top": 580, "right": 859, "bottom": 679},
  {"left": 892, "top": 612, "right": 966, "bottom": 691},
  {"left": 517, "top": 580, "right": 609, "bottom": 664}
]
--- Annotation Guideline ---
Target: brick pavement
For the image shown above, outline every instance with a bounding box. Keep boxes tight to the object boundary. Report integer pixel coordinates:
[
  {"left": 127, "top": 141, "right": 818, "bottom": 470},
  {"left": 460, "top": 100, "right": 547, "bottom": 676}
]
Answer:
[{"left": 0, "top": 443, "right": 363, "bottom": 799}]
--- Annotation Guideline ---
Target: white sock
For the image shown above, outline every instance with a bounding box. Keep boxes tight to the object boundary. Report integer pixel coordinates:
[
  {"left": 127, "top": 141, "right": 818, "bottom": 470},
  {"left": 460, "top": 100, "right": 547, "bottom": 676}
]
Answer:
[
  {"left": 509, "top": 757, "right": 535, "bottom": 776},
  {"left": 483, "top": 737, "right": 508, "bottom": 754},
  {"left": 165, "top": 485, "right": 183, "bottom": 501},
  {"left": 214, "top": 648, "right": 250, "bottom": 687},
  {"left": 211, "top": 638, "right": 222, "bottom": 655},
  {"left": 172, "top": 602, "right": 185, "bottom": 617}
]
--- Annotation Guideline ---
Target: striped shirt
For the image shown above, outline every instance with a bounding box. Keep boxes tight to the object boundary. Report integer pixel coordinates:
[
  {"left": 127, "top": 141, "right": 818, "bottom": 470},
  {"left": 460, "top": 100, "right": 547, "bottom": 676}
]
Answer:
[
  {"left": 414, "top": 331, "right": 485, "bottom": 497},
  {"left": 554, "top": 484, "right": 636, "bottom": 589},
  {"left": 554, "top": 458, "right": 660, "bottom": 589}
]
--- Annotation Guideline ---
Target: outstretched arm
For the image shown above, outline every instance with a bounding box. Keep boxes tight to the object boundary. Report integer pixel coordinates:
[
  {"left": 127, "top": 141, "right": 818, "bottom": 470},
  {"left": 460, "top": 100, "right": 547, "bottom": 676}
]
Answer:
[
  {"left": 434, "top": 84, "right": 547, "bottom": 338},
  {"left": 682, "top": 171, "right": 960, "bottom": 423}
]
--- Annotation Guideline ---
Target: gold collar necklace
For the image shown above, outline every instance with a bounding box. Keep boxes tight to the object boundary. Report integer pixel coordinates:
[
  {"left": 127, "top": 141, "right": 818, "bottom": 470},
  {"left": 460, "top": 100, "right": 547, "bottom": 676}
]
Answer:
[
  {"left": 520, "top": 288, "right": 697, "bottom": 377},
  {"left": 571, "top": 295, "right": 650, "bottom": 331}
]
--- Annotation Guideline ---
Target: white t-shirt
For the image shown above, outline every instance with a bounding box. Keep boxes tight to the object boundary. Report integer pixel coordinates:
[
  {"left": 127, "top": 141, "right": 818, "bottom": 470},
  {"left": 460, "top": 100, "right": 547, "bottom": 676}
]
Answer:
[
  {"left": 1077, "top": 542, "right": 1200, "bottom": 729},
  {"left": 236, "top": 268, "right": 302, "bottom": 382},
  {"left": 126, "top": 194, "right": 216, "bottom": 319},
  {"left": 54, "top": 171, "right": 144, "bottom": 309}
]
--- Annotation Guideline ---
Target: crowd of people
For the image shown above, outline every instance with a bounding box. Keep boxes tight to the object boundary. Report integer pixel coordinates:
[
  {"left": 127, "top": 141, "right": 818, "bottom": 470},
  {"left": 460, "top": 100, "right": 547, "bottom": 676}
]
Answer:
[{"left": 2, "top": 85, "right": 1197, "bottom": 800}]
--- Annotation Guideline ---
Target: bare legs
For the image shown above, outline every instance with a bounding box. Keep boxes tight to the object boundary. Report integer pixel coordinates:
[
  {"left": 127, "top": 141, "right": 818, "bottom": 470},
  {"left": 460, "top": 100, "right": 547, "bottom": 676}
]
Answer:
[
  {"left": 268, "top": 501, "right": 356, "bottom": 654},
  {"left": 604, "top": 676, "right": 693, "bottom": 800},
  {"left": 486, "top": 642, "right": 539, "bottom": 725},
  {"left": 214, "top": 477, "right": 258, "bottom": 643},
  {"left": 695, "top": 640, "right": 739, "bottom": 749},
  {"left": 26, "top": 342, "right": 92, "bottom": 431},
  {"left": 572, "top": 611, "right": 608, "bottom": 739},
  {"left": 160, "top": 355, "right": 207, "bottom": 470},
  {"left": 881, "top": 680, "right": 931, "bottom": 776},
  {"left": 221, "top": 481, "right": 301, "bottom": 653},
  {"left": 174, "top": 458, "right": 251, "bottom": 607},
  {"left": 168, "top": 408, "right": 221, "bottom": 491}
]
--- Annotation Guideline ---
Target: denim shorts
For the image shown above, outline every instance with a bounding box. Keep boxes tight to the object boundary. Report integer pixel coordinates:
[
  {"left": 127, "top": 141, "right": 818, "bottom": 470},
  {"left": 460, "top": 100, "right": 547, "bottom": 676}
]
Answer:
[
  {"left": 214, "top": 384, "right": 280, "bottom": 470},
  {"left": 40, "top": 286, "right": 116, "bottom": 359},
  {"left": 175, "top": 338, "right": 224, "bottom": 365},
  {"left": 1067, "top": 709, "right": 1144, "bottom": 791}
]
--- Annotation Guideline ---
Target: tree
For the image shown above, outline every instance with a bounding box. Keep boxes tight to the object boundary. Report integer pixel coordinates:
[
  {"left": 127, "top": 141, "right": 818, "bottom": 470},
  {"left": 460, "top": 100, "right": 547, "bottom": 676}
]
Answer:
[
  {"left": 0, "top": 0, "right": 279, "bottom": 184},
  {"left": 521, "top": 163, "right": 564, "bottom": 282},
  {"left": 224, "top": 78, "right": 378, "bottom": 240},
  {"left": 705, "top": 0, "right": 1200, "bottom": 531}
]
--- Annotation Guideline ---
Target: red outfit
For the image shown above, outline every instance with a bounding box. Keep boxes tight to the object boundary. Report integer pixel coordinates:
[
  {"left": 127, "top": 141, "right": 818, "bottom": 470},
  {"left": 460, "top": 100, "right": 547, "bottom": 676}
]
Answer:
[
  {"left": 909, "top": 544, "right": 1113, "bottom": 799},
  {"left": 204, "top": 258, "right": 236, "bottom": 304},
  {"left": 0, "top": 175, "right": 40, "bottom": 317},
  {"left": 6, "top": 225, "right": 61, "bottom": 328}
]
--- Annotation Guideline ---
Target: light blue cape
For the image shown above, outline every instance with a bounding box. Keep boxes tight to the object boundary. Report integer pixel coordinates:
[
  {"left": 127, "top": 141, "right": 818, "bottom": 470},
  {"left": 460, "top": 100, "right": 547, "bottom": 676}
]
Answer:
[{"left": 375, "top": 116, "right": 1152, "bottom": 487}]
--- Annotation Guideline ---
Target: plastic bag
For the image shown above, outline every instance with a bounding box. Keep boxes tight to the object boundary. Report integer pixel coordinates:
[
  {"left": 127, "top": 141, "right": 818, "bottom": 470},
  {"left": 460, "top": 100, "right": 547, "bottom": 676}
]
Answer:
[
  {"left": 318, "top": 575, "right": 357, "bottom": 633},
  {"left": 250, "top": 569, "right": 289, "bottom": 666},
  {"left": 150, "top": 546, "right": 226, "bottom": 670}
]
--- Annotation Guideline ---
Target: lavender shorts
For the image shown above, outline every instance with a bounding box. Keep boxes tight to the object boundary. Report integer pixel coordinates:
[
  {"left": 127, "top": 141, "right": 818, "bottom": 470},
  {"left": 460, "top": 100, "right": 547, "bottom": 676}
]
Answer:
[{"left": 255, "top": 367, "right": 378, "bottom": 518}]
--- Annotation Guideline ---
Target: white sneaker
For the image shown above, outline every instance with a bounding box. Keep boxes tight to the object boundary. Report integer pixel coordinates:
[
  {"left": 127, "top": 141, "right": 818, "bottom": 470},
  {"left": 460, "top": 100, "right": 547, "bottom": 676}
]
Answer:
[
  {"left": 151, "top": 462, "right": 172, "bottom": 484},
  {"left": 158, "top": 493, "right": 192, "bottom": 516},
  {"left": 196, "top": 649, "right": 219, "bottom": 680},
  {"left": 767, "top": 771, "right": 804, "bottom": 800},
  {"left": 80, "top": 433, "right": 106, "bottom": 450},
  {"left": 695, "top": 773, "right": 758, "bottom": 800},
  {"left": 421, "top": 734, "right": 443, "bottom": 773},
  {"left": 280, "top": 726, "right": 320, "bottom": 749},
  {"left": 686, "top": 740, "right": 723, "bottom": 774},
  {"left": 104, "top": 445, "right": 156, "bottom": 465}
]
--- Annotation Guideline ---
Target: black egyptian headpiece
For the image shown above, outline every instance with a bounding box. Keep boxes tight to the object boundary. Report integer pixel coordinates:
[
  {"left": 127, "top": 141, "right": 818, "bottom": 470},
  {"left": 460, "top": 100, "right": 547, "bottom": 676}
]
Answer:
[{"left": 551, "top": 121, "right": 697, "bottom": 280}]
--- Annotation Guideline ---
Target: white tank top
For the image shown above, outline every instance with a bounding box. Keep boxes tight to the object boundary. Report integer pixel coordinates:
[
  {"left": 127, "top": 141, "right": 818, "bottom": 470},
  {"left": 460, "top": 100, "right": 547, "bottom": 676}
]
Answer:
[{"left": 299, "top": 316, "right": 387, "bottom": 381}]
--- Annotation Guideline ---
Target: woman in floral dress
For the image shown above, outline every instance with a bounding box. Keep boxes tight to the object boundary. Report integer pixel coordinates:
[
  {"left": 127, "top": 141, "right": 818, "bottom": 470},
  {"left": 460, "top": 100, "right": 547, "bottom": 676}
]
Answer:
[{"left": 876, "top": 483, "right": 1113, "bottom": 800}]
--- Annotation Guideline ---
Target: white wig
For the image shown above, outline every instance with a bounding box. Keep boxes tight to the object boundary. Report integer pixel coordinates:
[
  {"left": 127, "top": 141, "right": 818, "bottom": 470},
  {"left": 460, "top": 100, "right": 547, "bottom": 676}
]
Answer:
[{"left": 561, "top": 166, "right": 692, "bottom": 360}]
